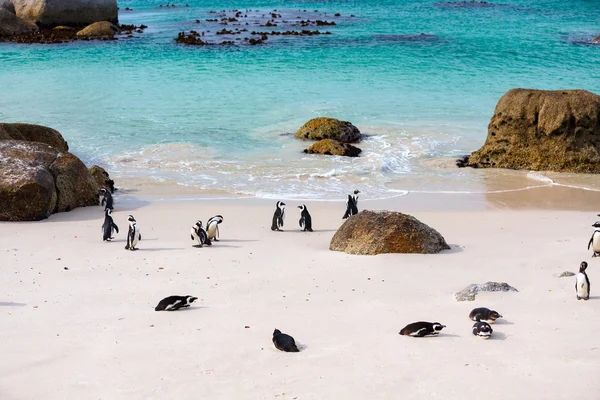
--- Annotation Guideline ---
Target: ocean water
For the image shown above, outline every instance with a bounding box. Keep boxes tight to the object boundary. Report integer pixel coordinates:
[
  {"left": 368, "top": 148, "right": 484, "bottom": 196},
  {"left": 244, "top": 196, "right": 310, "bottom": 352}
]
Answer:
[{"left": 1, "top": 0, "right": 599, "bottom": 199}]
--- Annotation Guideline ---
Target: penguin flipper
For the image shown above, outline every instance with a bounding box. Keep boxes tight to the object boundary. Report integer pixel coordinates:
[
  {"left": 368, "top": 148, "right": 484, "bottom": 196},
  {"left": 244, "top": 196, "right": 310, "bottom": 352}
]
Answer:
[
  {"left": 191, "top": 234, "right": 194, "bottom": 241},
  {"left": 589, "top": 236, "right": 594, "bottom": 250},
  {"left": 113, "top": 223, "right": 119, "bottom": 234},
  {"left": 299, "top": 217, "right": 304, "bottom": 229}
]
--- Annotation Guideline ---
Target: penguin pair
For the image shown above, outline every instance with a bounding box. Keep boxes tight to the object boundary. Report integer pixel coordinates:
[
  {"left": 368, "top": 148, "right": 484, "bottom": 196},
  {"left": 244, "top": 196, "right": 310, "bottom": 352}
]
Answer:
[
  {"left": 469, "top": 307, "right": 502, "bottom": 339},
  {"left": 576, "top": 261, "right": 591, "bottom": 300},
  {"left": 270, "top": 201, "right": 313, "bottom": 232},
  {"left": 587, "top": 219, "right": 600, "bottom": 257},
  {"left": 342, "top": 189, "right": 360, "bottom": 219}
]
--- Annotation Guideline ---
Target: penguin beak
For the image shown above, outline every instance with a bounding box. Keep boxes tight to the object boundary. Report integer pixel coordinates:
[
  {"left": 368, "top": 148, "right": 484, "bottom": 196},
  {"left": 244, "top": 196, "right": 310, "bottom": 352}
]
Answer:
[{"left": 297, "top": 206, "right": 302, "bottom": 209}]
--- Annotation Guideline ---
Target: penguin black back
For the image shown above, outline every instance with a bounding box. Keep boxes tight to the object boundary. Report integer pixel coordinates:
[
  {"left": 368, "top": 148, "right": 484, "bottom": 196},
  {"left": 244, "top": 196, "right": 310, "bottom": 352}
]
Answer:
[
  {"left": 155, "top": 295, "right": 198, "bottom": 311},
  {"left": 272, "top": 329, "right": 299, "bottom": 352},
  {"left": 399, "top": 321, "right": 446, "bottom": 337},
  {"left": 298, "top": 204, "right": 313, "bottom": 232},
  {"left": 468, "top": 307, "right": 503, "bottom": 323}
]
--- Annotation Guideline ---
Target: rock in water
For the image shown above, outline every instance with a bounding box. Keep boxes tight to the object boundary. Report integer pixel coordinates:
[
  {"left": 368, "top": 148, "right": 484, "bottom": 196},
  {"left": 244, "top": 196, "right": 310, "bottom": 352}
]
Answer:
[
  {"left": 329, "top": 210, "right": 450, "bottom": 255},
  {"left": 455, "top": 282, "right": 518, "bottom": 302},
  {"left": 0, "top": 123, "right": 68, "bottom": 152},
  {"left": 12, "top": 0, "right": 118, "bottom": 28},
  {"left": 76, "top": 21, "right": 119, "bottom": 38},
  {"left": 304, "top": 138, "right": 362, "bottom": 157},
  {"left": 467, "top": 89, "right": 600, "bottom": 172},
  {"left": 592, "top": 36, "right": 600, "bottom": 44},
  {"left": 294, "top": 117, "right": 361, "bottom": 143}
]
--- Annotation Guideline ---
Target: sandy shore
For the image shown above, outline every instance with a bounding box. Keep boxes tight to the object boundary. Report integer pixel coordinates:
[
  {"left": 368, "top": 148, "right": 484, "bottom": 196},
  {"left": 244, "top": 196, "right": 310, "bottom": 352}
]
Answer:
[{"left": 1, "top": 187, "right": 599, "bottom": 399}]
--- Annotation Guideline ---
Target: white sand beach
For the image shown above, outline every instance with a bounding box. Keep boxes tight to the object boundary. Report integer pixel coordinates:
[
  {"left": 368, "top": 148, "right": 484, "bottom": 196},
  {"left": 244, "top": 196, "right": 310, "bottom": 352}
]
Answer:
[{"left": 1, "top": 188, "right": 600, "bottom": 399}]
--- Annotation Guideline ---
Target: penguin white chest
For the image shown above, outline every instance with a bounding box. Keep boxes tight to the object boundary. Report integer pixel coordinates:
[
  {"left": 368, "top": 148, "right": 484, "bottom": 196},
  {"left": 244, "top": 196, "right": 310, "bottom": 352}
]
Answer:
[
  {"left": 130, "top": 226, "right": 140, "bottom": 246},
  {"left": 593, "top": 231, "right": 600, "bottom": 252},
  {"left": 207, "top": 222, "right": 218, "bottom": 239},
  {"left": 576, "top": 273, "right": 589, "bottom": 297},
  {"left": 191, "top": 227, "right": 201, "bottom": 244}
]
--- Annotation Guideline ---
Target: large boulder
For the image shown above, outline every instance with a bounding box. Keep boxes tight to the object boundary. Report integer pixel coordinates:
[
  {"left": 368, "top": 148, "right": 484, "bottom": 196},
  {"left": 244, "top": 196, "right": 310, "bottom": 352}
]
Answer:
[
  {"left": 329, "top": 210, "right": 450, "bottom": 255},
  {"left": 88, "top": 164, "right": 114, "bottom": 192},
  {"left": 49, "top": 152, "right": 98, "bottom": 212},
  {"left": 467, "top": 89, "right": 600, "bottom": 172},
  {"left": 0, "top": 7, "right": 37, "bottom": 35},
  {"left": 12, "top": 0, "right": 118, "bottom": 28},
  {"left": 294, "top": 117, "right": 361, "bottom": 143},
  {"left": 0, "top": 123, "right": 68, "bottom": 151},
  {"left": 76, "top": 20, "right": 118, "bottom": 38},
  {"left": 303, "top": 138, "right": 362, "bottom": 157}
]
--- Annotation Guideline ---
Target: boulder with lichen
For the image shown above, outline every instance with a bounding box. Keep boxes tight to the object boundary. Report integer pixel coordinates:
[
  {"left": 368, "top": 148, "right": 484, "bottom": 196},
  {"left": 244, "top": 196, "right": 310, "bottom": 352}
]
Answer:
[
  {"left": 294, "top": 117, "right": 361, "bottom": 143},
  {"left": 304, "top": 138, "right": 362, "bottom": 157}
]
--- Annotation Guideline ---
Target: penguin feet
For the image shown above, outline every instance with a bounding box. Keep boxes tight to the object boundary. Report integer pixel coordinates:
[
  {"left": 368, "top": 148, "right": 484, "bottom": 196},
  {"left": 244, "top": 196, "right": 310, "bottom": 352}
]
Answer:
[
  {"left": 193, "top": 244, "right": 202, "bottom": 248},
  {"left": 125, "top": 245, "right": 130, "bottom": 250}
]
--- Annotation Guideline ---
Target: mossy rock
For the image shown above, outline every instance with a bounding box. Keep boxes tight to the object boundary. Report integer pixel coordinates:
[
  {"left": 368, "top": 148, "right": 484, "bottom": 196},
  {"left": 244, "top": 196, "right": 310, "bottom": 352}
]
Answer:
[
  {"left": 0, "top": 123, "right": 68, "bottom": 152},
  {"left": 89, "top": 164, "right": 114, "bottom": 192},
  {"left": 294, "top": 117, "right": 361, "bottom": 143},
  {"left": 76, "top": 21, "right": 119, "bottom": 38},
  {"left": 468, "top": 89, "right": 600, "bottom": 172},
  {"left": 329, "top": 210, "right": 450, "bottom": 255},
  {"left": 50, "top": 153, "right": 99, "bottom": 212},
  {"left": 304, "top": 138, "right": 362, "bottom": 157}
]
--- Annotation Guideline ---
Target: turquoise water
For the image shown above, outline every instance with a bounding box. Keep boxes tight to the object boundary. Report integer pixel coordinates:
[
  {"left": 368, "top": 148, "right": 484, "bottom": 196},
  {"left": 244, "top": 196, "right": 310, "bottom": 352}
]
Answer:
[{"left": 1, "top": 0, "right": 599, "bottom": 198}]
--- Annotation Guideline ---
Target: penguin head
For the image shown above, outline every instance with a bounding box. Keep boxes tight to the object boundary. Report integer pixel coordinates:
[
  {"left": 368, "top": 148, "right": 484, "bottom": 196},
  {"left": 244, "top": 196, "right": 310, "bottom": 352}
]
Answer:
[
  {"left": 432, "top": 323, "right": 446, "bottom": 332},
  {"left": 186, "top": 296, "right": 198, "bottom": 305},
  {"left": 127, "top": 215, "right": 136, "bottom": 223},
  {"left": 489, "top": 310, "right": 503, "bottom": 320},
  {"left": 580, "top": 261, "right": 588, "bottom": 272},
  {"left": 273, "top": 329, "right": 282, "bottom": 336},
  {"left": 99, "top": 188, "right": 106, "bottom": 194},
  {"left": 298, "top": 204, "right": 305, "bottom": 211},
  {"left": 195, "top": 220, "right": 203, "bottom": 228},
  {"left": 593, "top": 221, "right": 600, "bottom": 229},
  {"left": 353, "top": 189, "right": 360, "bottom": 195},
  {"left": 211, "top": 215, "right": 224, "bottom": 224},
  {"left": 277, "top": 201, "right": 286, "bottom": 210}
]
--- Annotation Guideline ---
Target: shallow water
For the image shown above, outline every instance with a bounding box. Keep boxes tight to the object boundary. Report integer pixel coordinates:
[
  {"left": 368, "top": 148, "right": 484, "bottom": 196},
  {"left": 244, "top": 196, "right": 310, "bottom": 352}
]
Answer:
[{"left": 1, "top": 0, "right": 599, "bottom": 199}]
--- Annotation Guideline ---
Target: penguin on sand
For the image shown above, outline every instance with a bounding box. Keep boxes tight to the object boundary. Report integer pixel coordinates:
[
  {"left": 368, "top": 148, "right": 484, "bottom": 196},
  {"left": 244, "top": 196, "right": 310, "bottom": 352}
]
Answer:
[
  {"left": 469, "top": 307, "right": 503, "bottom": 324},
  {"left": 272, "top": 329, "right": 300, "bottom": 352},
  {"left": 576, "top": 261, "right": 590, "bottom": 300},
  {"left": 155, "top": 295, "right": 198, "bottom": 311},
  {"left": 399, "top": 321, "right": 446, "bottom": 337},
  {"left": 588, "top": 220, "right": 600, "bottom": 257},
  {"left": 99, "top": 188, "right": 113, "bottom": 210},
  {"left": 206, "top": 215, "right": 223, "bottom": 241},
  {"left": 342, "top": 189, "right": 360, "bottom": 219},
  {"left": 125, "top": 215, "right": 141, "bottom": 251},
  {"left": 472, "top": 320, "right": 493, "bottom": 339},
  {"left": 271, "top": 201, "right": 285, "bottom": 231},
  {"left": 101, "top": 209, "right": 119, "bottom": 241},
  {"left": 298, "top": 204, "right": 313, "bottom": 232},
  {"left": 191, "top": 220, "right": 211, "bottom": 248}
]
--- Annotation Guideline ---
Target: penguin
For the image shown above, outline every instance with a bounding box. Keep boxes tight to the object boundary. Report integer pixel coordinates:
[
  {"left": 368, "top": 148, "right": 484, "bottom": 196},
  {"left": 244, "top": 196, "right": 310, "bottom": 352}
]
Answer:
[
  {"left": 101, "top": 208, "right": 119, "bottom": 241},
  {"left": 206, "top": 215, "right": 223, "bottom": 241},
  {"left": 576, "top": 261, "right": 590, "bottom": 300},
  {"left": 155, "top": 295, "right": 198, "bottom": 311},
  {"left": 468, "top": 307, "right": 503, "bottom": 324},
  {"left": 271, "top": 201, "right": 285, "bottom": 231},
  {"left": 472, "top": 321, "right": 493, "bottom": 339},
  {"left": 342, "top": 189, "right": 360, "bottom": 219},
  {"left": 399, "top": 321, "right": 446, "bottom": 337},
  {"left": 272, "top": 329, "right": 299, "bottom": 352},
  {"left": 99, "top": 188, "right": 114, "bottom": 210},
  {"left": 298, "top": 204, "right": 313, "bottom": 232},
  {"left": 587, "top": 221, "right": 600, "bottom": 257},
  {"left": 191, "top": 220, "right": 211, "bottom": 248},
  {"left": 125, "top": 215, "right": 141, "bottom": 251}
]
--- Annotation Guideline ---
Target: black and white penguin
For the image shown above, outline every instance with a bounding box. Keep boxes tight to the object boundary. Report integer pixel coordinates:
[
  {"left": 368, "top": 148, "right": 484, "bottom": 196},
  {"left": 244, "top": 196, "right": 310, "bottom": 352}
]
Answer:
[
  {"left": 272, "top": 329, "right": 299, "bottom": 352},
  {"left": 342, "top": 189, "right": 360, "bottom": 219},
  {"left": 271, "top": 201, "right": 285, "bottom": 231},
  {"left": 191, "top": 220, "right": 211, "bottom": 247},
  {"left": 155, "top": 295, "right": 198, "bottom": 311},
  {"left": 468, "top": 307, "right": 503, "bottom": 324},
  {"left": 576, "top": 261, "right": 590, "bottom": 300},
  {"left": 206, "top": 215, "right": 223, "bottom": 241},
  {"left": 588, "top": 221, "right": 600, "bottom": 257},
  {"left": 101, "top": 208, "right": 119, "bottom": 241},
  {"left": 125, "top": 215, "right": 141, "bottom": 250},
  {"left": 472, "top": 321, "right": 493, "bottom": 339},
  {"left": 99, "top": 188, "right": 114, "bottom": 210},
  {"left": 298, "top": 204, "right": 313, "bottom": 232},
  {"left": 399, "top": 321, "right": 446, "bottom": 337}
]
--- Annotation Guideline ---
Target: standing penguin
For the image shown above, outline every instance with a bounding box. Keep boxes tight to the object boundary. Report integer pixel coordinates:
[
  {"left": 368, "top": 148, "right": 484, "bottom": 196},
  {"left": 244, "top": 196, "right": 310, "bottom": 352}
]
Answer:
[
  {"left": 125, "top": 215, "right": 141, "bottom": 251},
  {"left": 99, "top": 188, "right": 113, "bottom": 210},
  {"left": 206, "top": 215, "right": 223, "bottom": 241},
  {"left": 576, "top": 261, "right": 590, "bottom": 300},
  {"left": 298, "top": 204, "right": 313, "bottom": 232},
  {"left": 191, "top": 220, "right": 211, "bottom": 248},
  {"left": 588, "top": 221, "right": 600, "bottom": 257},
  {"left": 271, "top": 201, "right": 285, "bottom": 231},
  {"left": 342, "top": 189, "right": 360, "bottom": 219},
  {"left": 101, "top": 208, "right": 119, "bottom": 241}
]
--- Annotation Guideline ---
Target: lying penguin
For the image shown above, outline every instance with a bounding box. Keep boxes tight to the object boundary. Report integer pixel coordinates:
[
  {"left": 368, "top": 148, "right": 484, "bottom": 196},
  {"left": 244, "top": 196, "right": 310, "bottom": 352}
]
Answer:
[
  {"left": 206, "top": 215, "right": 223, "bottom": 242},
  {"left": 298, "top": 204, "right": 313, "bottom": 232},
  {"left": 576, "top": 261, "right": 590, "bottom": 301},
  {"left": 271, "top": 201, "right": 285, "bottom": 231},
  {"left": 101, "top": 209, "right": 118, "bottom": 241},
  {"left": 469, "top": 307, "right": 503, "bottom": 324},
  {"left": 588, "top": 220, "right": 600, "bottom": 257},
  {"left": 399, "top": 321, "right": 446, "bottom": 337},
  {"left": 155, "top": 295, "right": 198, "bottom": 311},
  {"left": 272, "top": 329, "right": 299, "bottom": 352},
  {"left": 125, "top": 215, "right": 141, "bottom": 251},
  {"left": 191, "top": 220, "right": 211, "bottom": 248},
  {"left": 472, "top": 320, "right": 493, "bottom": 339}
]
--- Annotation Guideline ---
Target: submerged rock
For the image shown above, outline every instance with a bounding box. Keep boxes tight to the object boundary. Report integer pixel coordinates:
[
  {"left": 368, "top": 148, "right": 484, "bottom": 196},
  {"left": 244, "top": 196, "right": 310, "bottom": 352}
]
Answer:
[
  {"left": 592, "top": 35, "right": 600, "bottom": 44},
  {"left": 467, "top": 89, "right": 600, "bottom": 172},
  {"left": 329, "top": 210, "right": 450, "bottom": 255},
  {"left": 455, "top": 282, "right": 518, "bottom": 302},
  {"left": 0, "top": 123, "right": 68, "bottom": 152},
  {"left": 76, "top": 21, "right": 119, "bottom": 38},
  {"left": 304, "top": 138, "right": 362, "bottom": 157},
  {"left": 294, "top": 117, "right": 361, "bottom": 143},
  {"left": 12, "top": 0, "right": 118, "bottom": 28}
]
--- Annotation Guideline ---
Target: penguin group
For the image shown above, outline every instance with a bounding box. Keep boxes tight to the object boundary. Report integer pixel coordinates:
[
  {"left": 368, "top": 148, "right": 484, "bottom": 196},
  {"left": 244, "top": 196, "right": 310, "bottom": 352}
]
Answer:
[
  {"left": 190, "top": 215, "right": 223, "bottom": 248},
  {"left": 99, "top": 187, "right": 143, "bottom": 251}
]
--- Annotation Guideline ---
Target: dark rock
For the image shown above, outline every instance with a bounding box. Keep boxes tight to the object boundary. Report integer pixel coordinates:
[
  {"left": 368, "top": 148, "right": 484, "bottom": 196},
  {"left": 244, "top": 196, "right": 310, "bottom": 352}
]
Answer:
[
  {"left": 455, "top": 282, "right": 518, "bottom": 302},
  {"left": 49, "top": 152, "right": 98, "bottom": 212},
  {"left": 455, "top": 155, "right": 469, "bottom": 168},
  {"left": 294, "top": 117, "right": 361, "bottom": 143},
  {"left": 88, "top": 165, "right": 114, "bottom": 192},
  {"left": 304, "top": 139, "right": 362, "bottom": 157},
  {"left": 0, "top": 7, "right": 37, "bottom": 36},
  {"left": 0, "top": 123, "right": 68, "bottom": 152},
  {"left": 12, "top": 0, "right": 118, "bottom": 28},
  {"left": 329, "top": 210, "right": 450, "bottom": 255}
]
